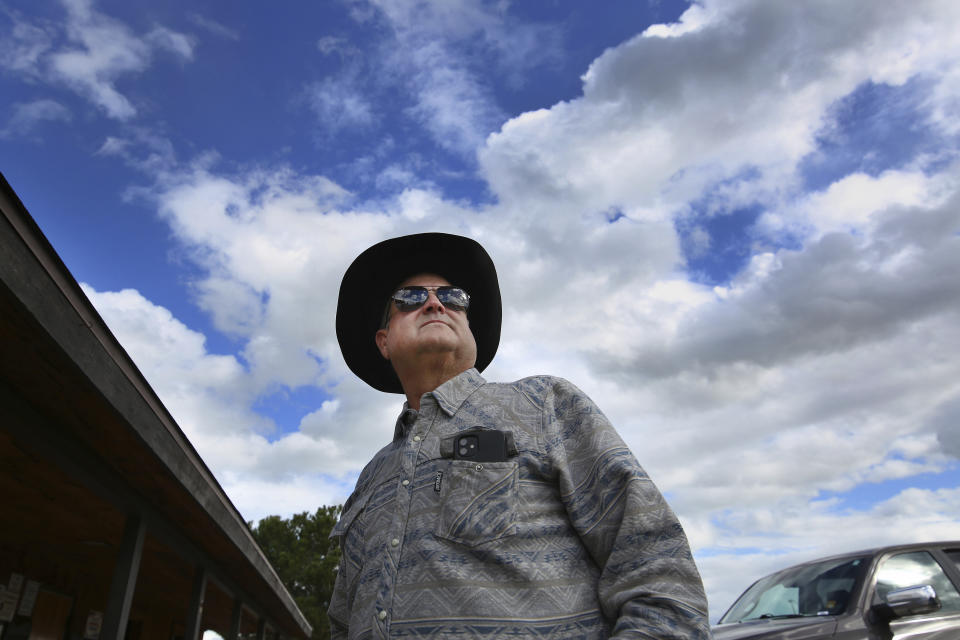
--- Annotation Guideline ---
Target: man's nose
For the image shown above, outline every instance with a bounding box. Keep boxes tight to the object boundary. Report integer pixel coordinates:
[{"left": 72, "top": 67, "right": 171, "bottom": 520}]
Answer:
[{"left": 423, "top": 289, "right": 445, "bottom": 312}]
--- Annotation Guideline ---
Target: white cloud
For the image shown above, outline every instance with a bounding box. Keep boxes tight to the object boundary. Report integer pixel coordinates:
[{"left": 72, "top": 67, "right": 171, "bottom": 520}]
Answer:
[
  {"left": 366, "top": 0, "right": 560, "bottom": 75},
  {"left": 350, "top": 0, "right": 561, "bottom": 156},
  {"left": 79, "top": 283, "right": 384, "bottom": 520},
  {"left": 52, "top": 0, "right": 195, "bottom": 119},
  {"left": 1, "top": 99, "right": 71, "bottom": 137},
  {"left": 188, "top": 13, "right": 239, "bottom": 41},
  {"left": 480, "top": 0, "right": 960, "bottom": 219},
  {"left": 3, "top": 0, "right": 195, "bottom": 120},
  {"left": 684, "top": 225, "right": 711, "bottom": 258},
  {"left": 305, "top": 76, "right": 377, "bottom": 133},
  {"left": 0, "top": 17, "right": 52, "bottom": 74},
  {"left": 79, "top": 285, "right": 256, "bottom": 435},
  {"left": 761, "top": 169, "right": 944, "bottom": 240},
  {"left": 701, "top": 486, "right": 960, "bottom": 618},
  {"left": 929, "top": 397, "right": 960, "bottom": 460},
  {"left": 96, "top": 128, "right": 177, "bottom": 172},
  {"left": 222, "top": 472, "right": 354, "bottom": 526},
  {"left": 145, "top": 25, "right": 194, "bottom": 59},
  {"left": 316, "top": 36, "right": 350, "bottom": 56},
  {"left": 403, "top": 51, "right": 503, "bottom": 155}
]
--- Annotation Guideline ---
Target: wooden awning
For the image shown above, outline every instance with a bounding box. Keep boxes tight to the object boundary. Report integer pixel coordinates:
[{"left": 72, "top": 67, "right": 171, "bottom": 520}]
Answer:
[{"left": 0, "top": 172, "right": 311, "bottom": 640}]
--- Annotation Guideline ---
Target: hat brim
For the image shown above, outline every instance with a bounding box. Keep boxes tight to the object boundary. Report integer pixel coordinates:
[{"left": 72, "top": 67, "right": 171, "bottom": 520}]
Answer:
[{"left": 336, "top": 232, "right": 501, "bottom": 393}]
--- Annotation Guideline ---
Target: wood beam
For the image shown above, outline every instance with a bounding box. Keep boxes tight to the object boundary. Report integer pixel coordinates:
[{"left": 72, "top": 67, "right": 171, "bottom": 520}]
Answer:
[
  {"left": 185, "top": 566, "right": 208, "bottom": 640},
  {"left": 228, "top": 598, "right": 243, "bottom": 640},
  {"left": 101, "top": 514, "right": 147, "bottom": 640}
]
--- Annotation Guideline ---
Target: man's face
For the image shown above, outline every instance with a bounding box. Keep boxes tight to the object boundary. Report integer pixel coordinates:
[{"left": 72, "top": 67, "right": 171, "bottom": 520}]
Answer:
[{"left": 375, "top": 272, "right": 477, "bottom": 369}]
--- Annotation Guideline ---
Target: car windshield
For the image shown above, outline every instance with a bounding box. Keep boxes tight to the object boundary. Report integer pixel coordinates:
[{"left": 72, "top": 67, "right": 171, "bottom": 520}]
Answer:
[{"left": 719, "top": 556, "right": 868, "bottom": 624}]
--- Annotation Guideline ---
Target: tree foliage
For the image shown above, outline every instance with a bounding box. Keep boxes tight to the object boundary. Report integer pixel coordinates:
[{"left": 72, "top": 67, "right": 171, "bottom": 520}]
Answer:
[{"left": 250, "top": 505, "right": 342, "bottom": 640}]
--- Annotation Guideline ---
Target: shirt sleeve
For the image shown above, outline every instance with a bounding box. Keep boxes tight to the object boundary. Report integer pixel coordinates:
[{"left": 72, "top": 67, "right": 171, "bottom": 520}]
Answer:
[
  {"left": 542, "top": 378, "right": 712, "bottom": 639},
  {"left": 327, "top": 472, "right": 370, "bottom": 640},
  {"left": 328, "top": 517, "right": 351, "bottom": 639},
  {"left": 328, "top": 577, "right": 348, "bottom": 640}
]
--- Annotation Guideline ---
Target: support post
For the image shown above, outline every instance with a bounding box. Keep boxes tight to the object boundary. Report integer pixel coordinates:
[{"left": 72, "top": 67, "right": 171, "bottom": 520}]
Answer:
[
  {"left": 228, "top": 599, "right": 243, "bottom": 640},
  {"left": 256, "top": 618, "right": 267, "bottom": 640},
  {"left": 184, "top": 566, "right": 208, "bottom": 640},
  {"left": 101, "top": 514, "right": 147, "bottom": 640}
]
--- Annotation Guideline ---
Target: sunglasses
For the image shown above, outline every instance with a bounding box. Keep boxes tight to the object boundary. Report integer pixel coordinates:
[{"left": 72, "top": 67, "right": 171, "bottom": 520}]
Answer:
[
  {"left": 380, "top": 285, "right": 470, "bottom": 328},
  {"left": 390, "top": 285, "right": 470, "bottom": 312}
]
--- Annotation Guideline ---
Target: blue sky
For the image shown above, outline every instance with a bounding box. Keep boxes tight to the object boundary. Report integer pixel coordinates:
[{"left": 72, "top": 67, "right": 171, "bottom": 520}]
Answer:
[{"left": 3, "top": 0, "right": 960, "bottom": 621}]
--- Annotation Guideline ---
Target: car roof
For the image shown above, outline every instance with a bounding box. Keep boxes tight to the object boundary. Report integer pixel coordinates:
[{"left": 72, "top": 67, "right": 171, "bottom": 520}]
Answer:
[{"left": 776, "top": 540, "right": 960, "bottom": 571}]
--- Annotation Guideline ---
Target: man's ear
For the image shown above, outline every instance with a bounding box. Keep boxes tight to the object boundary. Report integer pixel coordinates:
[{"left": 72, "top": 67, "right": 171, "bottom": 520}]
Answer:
[{"left": 375, "top": 329, "right": 390, "bottom": 359}]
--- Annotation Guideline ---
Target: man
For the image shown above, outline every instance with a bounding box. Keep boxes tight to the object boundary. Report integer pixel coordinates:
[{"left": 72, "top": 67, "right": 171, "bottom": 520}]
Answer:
[{"left": 331, "top": 232, "right": 711, "bottom": 639}]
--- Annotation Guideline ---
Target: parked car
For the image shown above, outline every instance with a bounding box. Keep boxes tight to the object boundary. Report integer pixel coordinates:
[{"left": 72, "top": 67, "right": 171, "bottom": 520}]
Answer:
[{"left": 712, "top": 541, "right": 960, "bottom": 639}]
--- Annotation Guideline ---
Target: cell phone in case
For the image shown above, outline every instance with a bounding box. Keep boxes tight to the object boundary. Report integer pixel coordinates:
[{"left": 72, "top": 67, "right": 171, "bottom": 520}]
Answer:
[{"left": 444, "top": 428, "right": 517, "bottom": 462}]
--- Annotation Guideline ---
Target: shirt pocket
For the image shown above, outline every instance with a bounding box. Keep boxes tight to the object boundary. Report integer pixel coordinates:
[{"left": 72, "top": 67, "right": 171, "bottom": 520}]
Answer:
[{"left": 435, "top": 459, "right": 519, "bottom": 547}]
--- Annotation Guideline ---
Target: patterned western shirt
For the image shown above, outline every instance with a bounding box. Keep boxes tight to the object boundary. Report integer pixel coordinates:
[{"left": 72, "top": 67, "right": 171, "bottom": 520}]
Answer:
[{"left": 328, "top": 368, "right": 711, "bottom": 639}]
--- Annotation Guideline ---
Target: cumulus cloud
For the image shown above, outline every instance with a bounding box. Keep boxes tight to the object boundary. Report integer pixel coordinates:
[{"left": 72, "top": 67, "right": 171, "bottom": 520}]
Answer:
[
  {"left": 929, "top": 397, "right": 960, "bottom": 459},
  {"left": 220, "top": 472, "right": 354, "bottom": 525},
  {"left": 79, "top": 285, "right": 255, "bottom": 434},
  {"left": 316, "top": 35, "right": 352, "bottom": 57},
  {"left": 1, "top": 99, "right": 71, "bottom": 137},
  {"left": 349, "top": 0, "right": 561, "bottom": 156},
  {"left": 479, "top": 0, "right": 960, "bottom": 218},
  {"left": 51, "top": 0, "right": 194, "bottom": 119},
  {"left": 762, "top": 169, "right": 944, "bottom": 239},
  {"left": 96, "top": 127, "right": 177, "bottom": 172},
  {"left": 700, "top": 486, "right": 960, "bottom": 617},
  {"left": 79, "top": 283, "right": 375, "bottom": 520},
  {"left": 0, "top": 16, "right": 53, "bottom": 74},
  {"left": 144, "top": 25, "right": 194, "bottom": 59},
  {"left": 403, "top": 54, "right": 503, "bottom": 155},
  {"left": 598, "top": 171, "right": 960, "bottom": 382},
  {"left": 305, "top": 75, "right": 377, "bottom": 133},
  {"left": 1, "top": 0, "right": 195, "bottom": 120},
  {"left": 188, "top": 13, "right": 239, "bottom": 41}
]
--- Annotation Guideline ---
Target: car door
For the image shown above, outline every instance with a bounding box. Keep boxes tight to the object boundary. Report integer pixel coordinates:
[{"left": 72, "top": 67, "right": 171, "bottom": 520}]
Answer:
[{"left": 869, "top": 549, "right": 960, "bottom": 639}]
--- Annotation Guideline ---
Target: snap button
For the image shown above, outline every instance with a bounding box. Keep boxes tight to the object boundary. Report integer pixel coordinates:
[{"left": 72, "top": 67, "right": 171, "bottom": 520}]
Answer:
[
  {"left": 475, "top": 464, "right": 483, "bottom": 471},
  {"left": 412, "top": 435, "right": 422, "bottom": 442},
  {"left": 391, "top": 538, "right": 400, "bottom": 547},
  {"left": 378, "top": 610, "right": 387, "bottom": 620},
  {"left": 401, "top": 479, "right": 410, "bottom": 486}
]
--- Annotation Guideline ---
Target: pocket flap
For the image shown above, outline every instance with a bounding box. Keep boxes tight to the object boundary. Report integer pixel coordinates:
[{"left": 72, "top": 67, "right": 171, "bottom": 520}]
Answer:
[{"left": 330, "top": 489, "right": 372, "bottom": 540}]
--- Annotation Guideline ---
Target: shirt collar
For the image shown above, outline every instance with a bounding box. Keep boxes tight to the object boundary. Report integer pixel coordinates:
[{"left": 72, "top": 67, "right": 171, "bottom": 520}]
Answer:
[
  {"left": 391, "top": 368, "right": 486, "bottom": 440},
  {"left": 392, "top": 406, "right": 419, "bottom": 440},
  {"left": 430, "top": 367, "right": 486, "bottom": 416}
]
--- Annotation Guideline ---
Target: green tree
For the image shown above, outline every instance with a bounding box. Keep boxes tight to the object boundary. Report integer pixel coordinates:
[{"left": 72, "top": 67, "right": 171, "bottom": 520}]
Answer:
[{"left": 251, "top": 505, "right": 342, "bottom": 640}]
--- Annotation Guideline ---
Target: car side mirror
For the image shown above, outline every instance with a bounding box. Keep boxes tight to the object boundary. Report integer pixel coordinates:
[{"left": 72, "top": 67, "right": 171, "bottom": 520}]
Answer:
[{"left": 885, "top": 585, "right": 940, "bottom": 619}]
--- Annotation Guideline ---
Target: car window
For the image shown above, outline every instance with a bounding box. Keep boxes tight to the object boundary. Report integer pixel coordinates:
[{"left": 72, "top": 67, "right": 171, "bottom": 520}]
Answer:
[
  {"left": 945, "top": 549, "right": 960, "bottom": 574},
  {"left": 874, "top": 551, "right": 960, "bottom": 614},
  {"left": 720, "top": 556, "right": 866, "bottom": 623}
]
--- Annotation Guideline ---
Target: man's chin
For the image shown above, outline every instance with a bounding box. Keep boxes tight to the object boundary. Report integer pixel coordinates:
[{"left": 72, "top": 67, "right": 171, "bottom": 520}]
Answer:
[{"left": 415, "top": 340, "right": 457, "bottom": 354}]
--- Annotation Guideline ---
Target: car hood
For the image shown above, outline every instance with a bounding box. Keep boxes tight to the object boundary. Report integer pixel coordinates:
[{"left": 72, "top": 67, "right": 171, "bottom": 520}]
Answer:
[{"left": 712, "top": 616, "right": 837, "bottom": 640}]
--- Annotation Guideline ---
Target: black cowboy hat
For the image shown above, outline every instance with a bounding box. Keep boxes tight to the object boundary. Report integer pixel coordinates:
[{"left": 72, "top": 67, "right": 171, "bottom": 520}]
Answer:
[{"left": 336, "top": 232, "right": 501, "bottom": 393}]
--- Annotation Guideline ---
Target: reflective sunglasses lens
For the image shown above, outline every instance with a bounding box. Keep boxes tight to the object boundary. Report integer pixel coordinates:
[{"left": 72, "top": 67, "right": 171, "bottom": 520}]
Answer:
[
  {"left": 437, "top": 287, "right": 469, "bottom": 310},
  {"left": 391, "top": 286, "right": 470, "bottom": 312},
  {"left": 393, "top": 287, "right": 428, "bottom": 311}
]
